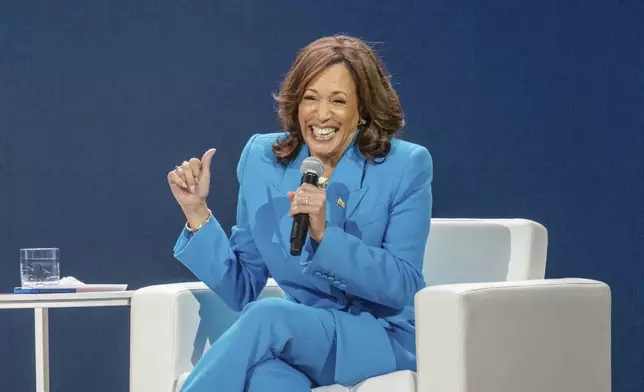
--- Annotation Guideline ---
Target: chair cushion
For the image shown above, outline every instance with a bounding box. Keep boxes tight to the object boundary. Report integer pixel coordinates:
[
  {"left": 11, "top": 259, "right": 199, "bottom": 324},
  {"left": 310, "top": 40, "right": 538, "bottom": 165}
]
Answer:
[
  {"left": 175, "top": 370, "right": 416, "bottom": 391},
  {"left": 315, "top": 370, "right": 416, "bottom": 391},
  {"left": 175, "top": 372, "right": 189, "bottom": 392}
]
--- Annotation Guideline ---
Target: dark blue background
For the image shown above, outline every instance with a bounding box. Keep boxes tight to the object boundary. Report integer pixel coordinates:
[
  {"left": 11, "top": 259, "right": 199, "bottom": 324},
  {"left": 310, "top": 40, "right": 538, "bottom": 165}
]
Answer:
[{"left": 1, "top": 1, "right": 642, "bottom": 391}]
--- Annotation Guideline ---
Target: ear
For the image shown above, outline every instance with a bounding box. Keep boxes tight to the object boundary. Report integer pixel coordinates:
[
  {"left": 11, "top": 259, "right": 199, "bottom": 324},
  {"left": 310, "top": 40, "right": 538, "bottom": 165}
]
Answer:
[{"left": 358, "top": 105, "right": 368, "bottom": 125}]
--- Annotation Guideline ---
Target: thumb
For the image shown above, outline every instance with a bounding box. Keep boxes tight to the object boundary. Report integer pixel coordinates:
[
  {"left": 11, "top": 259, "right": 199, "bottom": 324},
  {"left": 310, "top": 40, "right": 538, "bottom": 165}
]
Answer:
[
  {"left": 287, "top": 191, "right": 295, "bottom": 201},
  {"left": 200, "top": 148, "right": 216, "bottom": 177}
]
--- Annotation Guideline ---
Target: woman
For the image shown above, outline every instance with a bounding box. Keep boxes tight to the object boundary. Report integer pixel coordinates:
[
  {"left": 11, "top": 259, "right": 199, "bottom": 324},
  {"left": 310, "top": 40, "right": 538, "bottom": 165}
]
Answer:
[{"left": 167, "top": 35, "right": 433, "bottom": 391}]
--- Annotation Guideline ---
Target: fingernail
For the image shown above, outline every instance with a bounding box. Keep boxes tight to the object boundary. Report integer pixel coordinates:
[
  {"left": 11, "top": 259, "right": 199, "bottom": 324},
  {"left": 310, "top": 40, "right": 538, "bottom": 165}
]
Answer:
[{"left": 190, "top": 185, "right": 196, "bottom": 194}]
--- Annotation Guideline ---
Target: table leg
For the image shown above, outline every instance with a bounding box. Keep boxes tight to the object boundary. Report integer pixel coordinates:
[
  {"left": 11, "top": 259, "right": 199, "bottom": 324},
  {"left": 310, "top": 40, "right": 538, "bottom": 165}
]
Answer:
[{"left": 34, "top": 308, "right": 50, "bottom": 392}]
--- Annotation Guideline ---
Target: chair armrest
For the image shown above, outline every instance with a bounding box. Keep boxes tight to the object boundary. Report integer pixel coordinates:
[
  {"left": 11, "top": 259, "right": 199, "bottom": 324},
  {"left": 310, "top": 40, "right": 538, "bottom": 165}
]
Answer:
[
  {"left": 414, "top": 278, "right": 611, "bottom": 392},
  {"left": 129, "top": 279, "right": 283, "bottom": 392}
]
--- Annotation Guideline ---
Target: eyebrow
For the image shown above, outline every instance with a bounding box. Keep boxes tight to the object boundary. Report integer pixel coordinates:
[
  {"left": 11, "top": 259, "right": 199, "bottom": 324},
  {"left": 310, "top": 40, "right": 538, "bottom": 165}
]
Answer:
[{"left": 305, "top": 88, "right": 348, "bottom": 97}]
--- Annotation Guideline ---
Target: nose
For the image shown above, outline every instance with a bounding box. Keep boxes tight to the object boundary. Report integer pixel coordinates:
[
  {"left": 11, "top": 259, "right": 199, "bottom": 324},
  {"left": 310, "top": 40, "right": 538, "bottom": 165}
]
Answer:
[{"left": 315, "top": 100, "right": 331, "bottom": 121}]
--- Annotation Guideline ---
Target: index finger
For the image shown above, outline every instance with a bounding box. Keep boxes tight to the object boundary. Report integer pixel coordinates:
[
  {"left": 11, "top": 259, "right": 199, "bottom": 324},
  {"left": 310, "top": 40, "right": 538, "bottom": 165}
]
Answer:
[
  {"left": 189, "top": 158, "right": 201, "bottom": 182},
  {"left": 299, "top": 183, "right": 322, "bottom": 192}
]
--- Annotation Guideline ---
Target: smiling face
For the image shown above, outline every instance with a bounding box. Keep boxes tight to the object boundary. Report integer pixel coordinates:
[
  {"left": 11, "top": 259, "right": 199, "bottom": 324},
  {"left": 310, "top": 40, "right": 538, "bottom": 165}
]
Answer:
[{"left": 298, "top": 63, "right": 361, "bottom": 167}]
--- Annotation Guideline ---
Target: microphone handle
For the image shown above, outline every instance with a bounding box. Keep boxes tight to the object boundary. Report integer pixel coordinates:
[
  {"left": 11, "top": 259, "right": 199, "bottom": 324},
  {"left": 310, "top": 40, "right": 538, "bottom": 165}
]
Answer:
[{"left": 290, "top": 172, "right": 319, "bottom": 256}]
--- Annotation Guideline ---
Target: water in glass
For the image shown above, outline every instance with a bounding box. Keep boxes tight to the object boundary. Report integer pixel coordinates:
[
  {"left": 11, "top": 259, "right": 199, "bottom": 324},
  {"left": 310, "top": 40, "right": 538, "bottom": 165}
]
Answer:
[{"left": 20, "top": 248, "right": 60, "bottom": 287}]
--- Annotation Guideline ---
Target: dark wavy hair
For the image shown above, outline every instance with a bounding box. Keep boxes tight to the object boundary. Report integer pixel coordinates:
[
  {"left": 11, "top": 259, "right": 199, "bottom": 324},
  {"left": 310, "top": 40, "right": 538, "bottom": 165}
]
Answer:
[{"left": 272, "top": 35, "right": 404, "bottom": 164}]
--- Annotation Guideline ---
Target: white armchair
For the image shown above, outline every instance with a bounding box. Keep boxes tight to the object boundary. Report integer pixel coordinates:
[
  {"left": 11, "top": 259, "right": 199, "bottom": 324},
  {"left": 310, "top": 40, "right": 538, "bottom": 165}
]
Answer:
[{"left": 129, "top": 219, "right": 611, "bottom": 392}]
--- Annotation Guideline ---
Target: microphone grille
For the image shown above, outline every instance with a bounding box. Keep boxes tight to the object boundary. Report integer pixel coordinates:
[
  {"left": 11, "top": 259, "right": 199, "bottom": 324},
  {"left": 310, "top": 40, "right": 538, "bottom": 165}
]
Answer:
[{"left": 300, "top": 157, "right": 324, "bottom": 177}]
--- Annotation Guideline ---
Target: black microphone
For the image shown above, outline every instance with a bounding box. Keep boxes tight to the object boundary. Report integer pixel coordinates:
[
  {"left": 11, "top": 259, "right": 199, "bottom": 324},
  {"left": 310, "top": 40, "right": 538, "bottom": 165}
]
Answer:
[{"left": 290, "top": 156, "right": 324, "bottom": 256}]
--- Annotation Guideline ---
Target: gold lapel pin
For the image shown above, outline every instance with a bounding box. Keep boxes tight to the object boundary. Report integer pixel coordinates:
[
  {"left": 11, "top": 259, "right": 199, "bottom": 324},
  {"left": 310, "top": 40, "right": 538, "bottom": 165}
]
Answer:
[{"left": 336, "top": 197, "right": 345, "bottom": 208}]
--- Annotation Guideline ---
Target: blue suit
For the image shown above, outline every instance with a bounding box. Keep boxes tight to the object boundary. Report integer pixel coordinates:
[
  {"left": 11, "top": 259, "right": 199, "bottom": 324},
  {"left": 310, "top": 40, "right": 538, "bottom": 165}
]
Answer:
[{"left": 175, "top": 132, "right": 433, "bottom": 391}]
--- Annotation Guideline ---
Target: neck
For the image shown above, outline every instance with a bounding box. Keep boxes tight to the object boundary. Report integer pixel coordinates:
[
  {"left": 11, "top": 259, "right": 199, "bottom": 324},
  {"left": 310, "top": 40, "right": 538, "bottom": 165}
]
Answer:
[
  {"left": 311, "top": 135, "right": 355, "bottom": 178},
  {"left": 322, "top": 165, "right": 333, "bottom": 178},
  {"left": 314, "top": 156, "right": 339, "bottom": 178}
]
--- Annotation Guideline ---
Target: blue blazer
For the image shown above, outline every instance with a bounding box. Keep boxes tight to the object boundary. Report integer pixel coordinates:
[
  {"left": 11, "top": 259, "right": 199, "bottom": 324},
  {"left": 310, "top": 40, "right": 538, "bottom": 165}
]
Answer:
[{"left": 174, "top": 132, "right": 433, "bottom": 385}]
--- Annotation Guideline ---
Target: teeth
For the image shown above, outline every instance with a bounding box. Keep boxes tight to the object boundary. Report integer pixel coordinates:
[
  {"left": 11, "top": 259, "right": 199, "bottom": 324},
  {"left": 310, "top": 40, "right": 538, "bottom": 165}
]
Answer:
[{"left": 312, "top": 126, "right": 337, "bottom": 136}]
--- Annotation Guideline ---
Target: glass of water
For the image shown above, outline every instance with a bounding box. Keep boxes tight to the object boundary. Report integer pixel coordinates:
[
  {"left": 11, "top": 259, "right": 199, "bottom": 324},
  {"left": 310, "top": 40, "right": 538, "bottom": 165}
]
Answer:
[{"left": 20, "top": 248, "right": 60, "bottom": 287}]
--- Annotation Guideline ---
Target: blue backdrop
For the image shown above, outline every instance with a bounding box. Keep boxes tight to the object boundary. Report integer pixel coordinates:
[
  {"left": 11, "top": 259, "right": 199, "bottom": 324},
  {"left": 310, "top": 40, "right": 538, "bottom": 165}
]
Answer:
[{"left": 1, "top": 1, "right": 643, "bottom": 391}]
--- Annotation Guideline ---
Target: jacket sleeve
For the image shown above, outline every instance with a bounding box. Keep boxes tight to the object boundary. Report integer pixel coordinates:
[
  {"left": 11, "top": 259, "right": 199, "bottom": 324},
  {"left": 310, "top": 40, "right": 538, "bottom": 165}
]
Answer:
[
  {"left": 300, "top": 145, "right": 432, "bottom": 312},
  {"left": 173, "top": 134, "right": 268, "bottom": 311}
]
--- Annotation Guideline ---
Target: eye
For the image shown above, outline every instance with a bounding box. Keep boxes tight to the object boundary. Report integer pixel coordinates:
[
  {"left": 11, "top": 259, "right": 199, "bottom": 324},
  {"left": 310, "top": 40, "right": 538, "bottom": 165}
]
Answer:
[
  {"left": 333, "top": 99, "right": 346, "bottom": 104},
  {"left": 302, "top": 95, "right": 316, "bottom": 101}
]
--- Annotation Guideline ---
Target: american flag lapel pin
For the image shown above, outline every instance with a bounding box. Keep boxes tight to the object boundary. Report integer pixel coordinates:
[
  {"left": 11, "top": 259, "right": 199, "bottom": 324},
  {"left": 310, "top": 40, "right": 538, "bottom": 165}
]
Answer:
[{"left": 336, "top": 197, "right": 345, "bottom": 208}]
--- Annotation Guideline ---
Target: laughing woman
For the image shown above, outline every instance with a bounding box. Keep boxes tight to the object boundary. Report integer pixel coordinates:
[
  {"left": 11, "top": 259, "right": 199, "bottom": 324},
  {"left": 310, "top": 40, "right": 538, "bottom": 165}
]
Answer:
[{"left": 167, "top": 35, "right": 433, "bottom": 391}]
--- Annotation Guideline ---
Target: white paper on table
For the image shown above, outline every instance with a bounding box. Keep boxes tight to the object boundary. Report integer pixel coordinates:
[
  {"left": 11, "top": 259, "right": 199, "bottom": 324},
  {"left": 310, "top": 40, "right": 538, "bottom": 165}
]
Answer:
[{"left": 56, "top": 276, "right": 128, "bottom": 292}]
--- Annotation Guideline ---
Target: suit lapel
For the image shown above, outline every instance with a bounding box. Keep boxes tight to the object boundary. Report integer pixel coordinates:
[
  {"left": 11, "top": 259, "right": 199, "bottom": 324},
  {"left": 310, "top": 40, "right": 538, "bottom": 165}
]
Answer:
[
  {"left": 276, "top": 144, "right": 309, "bottom": 196},
  {"left": 325, "top": 133, "right": 368, "bottom": 227}
]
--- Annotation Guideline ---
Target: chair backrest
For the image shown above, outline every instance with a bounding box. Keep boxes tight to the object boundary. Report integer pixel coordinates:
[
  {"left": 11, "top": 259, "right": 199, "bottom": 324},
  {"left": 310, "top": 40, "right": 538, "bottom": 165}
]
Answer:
[
  {"left": 423, "top": 218, "right": 548, "bottom": 286},
  {"left": 258, "top": 219, "right": 547, "bottom": 290}
]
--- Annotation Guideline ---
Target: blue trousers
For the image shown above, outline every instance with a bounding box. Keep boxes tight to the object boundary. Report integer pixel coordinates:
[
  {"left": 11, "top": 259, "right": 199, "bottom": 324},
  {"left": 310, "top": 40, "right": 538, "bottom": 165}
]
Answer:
[{"left": 179, "top": 297, "right": 379, "bottom": 391}]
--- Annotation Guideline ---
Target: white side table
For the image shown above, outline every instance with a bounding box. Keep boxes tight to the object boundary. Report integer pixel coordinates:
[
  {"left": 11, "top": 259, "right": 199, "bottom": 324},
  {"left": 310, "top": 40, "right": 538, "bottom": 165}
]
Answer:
[{"left": 0, "top": 291, "right": 133, "bottom": 392}]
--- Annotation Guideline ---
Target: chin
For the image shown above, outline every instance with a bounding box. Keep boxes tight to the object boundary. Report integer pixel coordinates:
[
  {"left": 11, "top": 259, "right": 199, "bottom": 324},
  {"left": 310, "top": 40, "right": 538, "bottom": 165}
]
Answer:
[
  {"left": 305, "top": 129, "right": 343, "bottom": 149},
  {"left": 307, "top": 144, "right": 333, "bottom": 158}
]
